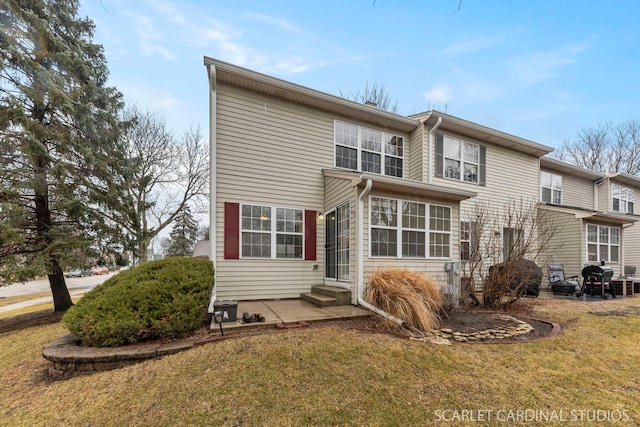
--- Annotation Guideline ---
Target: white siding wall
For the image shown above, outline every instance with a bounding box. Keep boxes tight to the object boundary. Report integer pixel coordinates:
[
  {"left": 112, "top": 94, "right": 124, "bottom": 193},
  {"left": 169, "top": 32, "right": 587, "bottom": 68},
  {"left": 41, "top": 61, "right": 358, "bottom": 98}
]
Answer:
[
  {"left": 547, "top": 169, "right": 595, "bottom": 209},
  {"left": 216, "top": 83, "right": 329, "bottom": 300},
  {"left": 408, "top": 126, "right": 424, "bottom": 181},
  {"left": 362, "top": 188, "right": 461, "bottom": 295},
  {"left": 538, "top": 209, "right": 583, "bottom": 282},
  {"left": 622, "top": 225, "right": 640, "bottom": 275},
  {"left": 597, "top": 181, "right": 610, "bottom": 213},
  {"left": 215, "top": 83, "right": 412, "bottom": 300}
]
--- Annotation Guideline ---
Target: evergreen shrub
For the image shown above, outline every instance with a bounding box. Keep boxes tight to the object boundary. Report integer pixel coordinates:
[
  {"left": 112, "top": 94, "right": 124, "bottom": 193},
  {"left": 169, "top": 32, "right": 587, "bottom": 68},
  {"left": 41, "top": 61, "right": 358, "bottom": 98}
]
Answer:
[{"left": 63, "top": 257, "right": 213, "bottom": 347}]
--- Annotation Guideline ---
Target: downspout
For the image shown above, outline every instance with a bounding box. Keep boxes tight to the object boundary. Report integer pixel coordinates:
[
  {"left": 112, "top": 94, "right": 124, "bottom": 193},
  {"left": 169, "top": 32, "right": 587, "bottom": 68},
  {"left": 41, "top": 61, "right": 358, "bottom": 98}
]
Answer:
[
  {"left": 356, "top": 178, "right": 406, "bottom": 327},
  {"left": 427, "top": 116, "right": 443, "bottom": 184},
  {"left": 207, "top": 63, "right": 218, "bottom": 313},
  {"left": 588, "top": 176, "right": 608, "bottom": 269}
]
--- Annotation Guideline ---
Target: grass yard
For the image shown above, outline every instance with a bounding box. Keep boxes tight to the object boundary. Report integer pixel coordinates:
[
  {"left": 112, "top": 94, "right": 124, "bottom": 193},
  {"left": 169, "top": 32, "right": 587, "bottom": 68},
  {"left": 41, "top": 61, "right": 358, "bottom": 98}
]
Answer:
[{"left": 1, "top": 297, "right": 639, "bottom": 426}]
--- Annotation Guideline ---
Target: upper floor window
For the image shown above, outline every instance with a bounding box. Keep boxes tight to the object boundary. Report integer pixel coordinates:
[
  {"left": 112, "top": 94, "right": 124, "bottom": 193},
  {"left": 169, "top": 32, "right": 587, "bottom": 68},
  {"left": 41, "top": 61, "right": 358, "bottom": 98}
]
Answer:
[
  {"left": 370, "top": 197, "right": 451, "bottom": 259},
  {"left": 540, "top": 171, "right": 562, "bottom": 204},
  {"left": 435, "top": 133, "right": 486, "bottom": 186},
  {"left": 612, "top": 183, "right": 634, "bottom": 214},
  {"left": 334, "top": 121, "right": 404, "bottom": 178},
  {"left": 587, "top": 224, "right": 620, "bottom": 263}
]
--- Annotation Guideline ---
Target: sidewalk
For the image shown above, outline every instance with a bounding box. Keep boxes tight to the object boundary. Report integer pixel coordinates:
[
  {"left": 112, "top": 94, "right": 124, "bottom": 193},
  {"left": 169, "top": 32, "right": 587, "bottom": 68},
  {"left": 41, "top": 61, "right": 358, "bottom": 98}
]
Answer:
[{"left": 0, "top": 289, "right": 93, "bottom": 314}]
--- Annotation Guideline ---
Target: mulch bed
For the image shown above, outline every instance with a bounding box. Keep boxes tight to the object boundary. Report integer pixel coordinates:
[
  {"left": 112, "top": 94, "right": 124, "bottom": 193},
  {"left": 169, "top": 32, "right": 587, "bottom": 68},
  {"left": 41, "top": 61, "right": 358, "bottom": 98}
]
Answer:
[{"left": 1, "top": 305, "right": 555, "bottom": 344}]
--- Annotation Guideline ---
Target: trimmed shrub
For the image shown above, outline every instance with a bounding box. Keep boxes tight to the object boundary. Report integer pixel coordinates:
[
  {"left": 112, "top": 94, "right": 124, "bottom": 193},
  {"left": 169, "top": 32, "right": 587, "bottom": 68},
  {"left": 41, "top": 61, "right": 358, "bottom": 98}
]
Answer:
[
  {"left": 63, "top": 257, "right": 214, "bottom": 347},
  {"left": 365, "top": 268, "right": 443, "bottom": 332}
]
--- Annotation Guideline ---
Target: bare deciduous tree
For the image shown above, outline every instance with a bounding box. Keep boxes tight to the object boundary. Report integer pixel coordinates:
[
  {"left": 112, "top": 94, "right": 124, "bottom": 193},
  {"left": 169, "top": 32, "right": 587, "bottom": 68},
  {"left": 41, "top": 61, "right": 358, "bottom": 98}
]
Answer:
[
  {"left": 95, "top": 107, "right": 209, "bottom": 264},
  {"left": 340, "top": 81, "right": 400, "bottom": 113},
  {"left": 554, "top": 120, "right": 640, "bottom": 175},
  {"left": 460, "top": 198, "right": 559, "bottom": 309}
]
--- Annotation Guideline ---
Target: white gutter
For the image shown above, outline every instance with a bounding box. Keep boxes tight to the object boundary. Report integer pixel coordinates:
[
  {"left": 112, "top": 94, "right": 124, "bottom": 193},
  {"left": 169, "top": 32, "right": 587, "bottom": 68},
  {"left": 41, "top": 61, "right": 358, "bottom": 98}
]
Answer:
[
  {"left": 207, "top": 63, "right": 217, "bottom": 313},
  {"left": 427, "top": 116, "right": 442, "bottom": 184},
  {"left": 356, "top": 178, "right": 406, "bottom": 327}
]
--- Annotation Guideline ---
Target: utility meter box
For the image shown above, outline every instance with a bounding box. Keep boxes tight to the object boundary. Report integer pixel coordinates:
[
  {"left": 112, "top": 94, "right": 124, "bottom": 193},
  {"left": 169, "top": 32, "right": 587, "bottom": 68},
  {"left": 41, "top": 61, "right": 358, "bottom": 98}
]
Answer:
[{"left": 213, "top": 300, "right": 238, "bottom": 322}]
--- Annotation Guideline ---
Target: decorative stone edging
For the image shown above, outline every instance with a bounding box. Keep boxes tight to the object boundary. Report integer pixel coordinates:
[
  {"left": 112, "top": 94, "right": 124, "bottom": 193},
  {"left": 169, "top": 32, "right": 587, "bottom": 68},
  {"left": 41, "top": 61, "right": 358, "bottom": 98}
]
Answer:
[
  {"left": 411, "top": 315, "right": 561, "bottom": 346},
  {"left": 42, "top": 334, "right": 217, "bottom": 380}
]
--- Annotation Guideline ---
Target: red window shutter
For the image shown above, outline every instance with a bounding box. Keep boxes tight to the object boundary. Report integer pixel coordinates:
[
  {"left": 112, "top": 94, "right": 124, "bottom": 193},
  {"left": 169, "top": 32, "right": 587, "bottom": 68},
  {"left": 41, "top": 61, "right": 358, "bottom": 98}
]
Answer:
[
  {"left": 224, "top": 202, "right": 240, "bottom": 259},
  {"left": 304, "top": 210, "right": 317, "bottom": 261}
]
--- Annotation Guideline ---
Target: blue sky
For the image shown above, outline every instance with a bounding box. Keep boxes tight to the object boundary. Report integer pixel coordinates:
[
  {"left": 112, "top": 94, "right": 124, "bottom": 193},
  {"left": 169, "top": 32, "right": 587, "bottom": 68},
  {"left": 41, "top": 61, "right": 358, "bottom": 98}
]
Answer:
[{"left": 80, "top": 0, "right": 640, "bottom": 150}]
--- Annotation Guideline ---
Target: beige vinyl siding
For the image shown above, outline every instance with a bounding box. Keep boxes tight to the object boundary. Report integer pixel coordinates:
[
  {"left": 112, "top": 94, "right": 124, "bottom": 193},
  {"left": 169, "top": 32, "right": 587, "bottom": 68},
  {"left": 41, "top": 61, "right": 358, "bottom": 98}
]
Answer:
[
  {"left": 215, "top": 83, "right": 412, "bottom": 300},
  {"left": 324, "top": 176, "right": 356, "bottom": 210},
  {"left": 407, "top": 125, "right": 424, "bottom": 181},
  {"left": 538, "top": 209, "right": 583, "bottom": 283},
  {"left": 622, "top": 224, "right": 640, "bottom": 274},
  {"left": 216, "top": 83, "right": 329, "bottom": 300},
  {"left": 597, "top": 181, "right": 610, "bottom": 213},
  {"left": 324, "top": 176, "right": 358, "bottom": 298},
  {"left": 430, "top": 131, "right": 540, "bottom": 213},
  {"left": 455, "top": 140, "right": 540, "bottom": 238},
  {"left": 558, "top": 172, "right": 595, "bottom": 209},
  {"left": 362, "top": 189, "right": 460, "bottom": 294}
]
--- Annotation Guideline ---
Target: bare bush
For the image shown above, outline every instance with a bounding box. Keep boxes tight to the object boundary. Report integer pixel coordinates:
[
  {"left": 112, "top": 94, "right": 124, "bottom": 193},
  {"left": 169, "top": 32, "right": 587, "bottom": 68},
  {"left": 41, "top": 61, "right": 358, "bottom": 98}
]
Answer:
[
  {"left": 460, "top": 198, "right": 558, "bottom": 310},
  {"left": 365, "top": 268, "right": 443, "bottom": 331}
]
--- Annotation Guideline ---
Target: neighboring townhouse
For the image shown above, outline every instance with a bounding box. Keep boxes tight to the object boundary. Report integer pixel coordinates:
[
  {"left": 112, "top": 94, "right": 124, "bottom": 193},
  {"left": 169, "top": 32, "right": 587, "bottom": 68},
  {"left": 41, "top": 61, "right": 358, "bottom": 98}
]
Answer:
[
  {"left": 538, "top": 157, "right": 639, "bottom": 280},
  {"left": 410, "top": 112, "right": 553, "bottom": 279},
  {"left": 203, "top": 56, "right": 559, "bottom": 306}
]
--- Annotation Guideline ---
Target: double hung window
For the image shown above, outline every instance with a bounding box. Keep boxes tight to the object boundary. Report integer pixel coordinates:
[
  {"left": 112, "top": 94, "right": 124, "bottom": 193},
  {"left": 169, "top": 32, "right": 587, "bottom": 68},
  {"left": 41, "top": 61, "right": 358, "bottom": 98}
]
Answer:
[
  {"left": 241, "top": 204, "right": 303, "bottom": 259},
  {"left": 370, "top": 197, "right": 451, "bottom": 258},
  {"left": 587, "top": 224, "right": 620, "bottom": 263},
  {"left": 612, "top": 184, "right": 634, "bottom": 214},
  {"left": 335, "top": 121, "right": 404, "bottom": 178},
  {"left": 443, "top": 136, "right": 479, "bottom": 183},
  {"left": 540, "top": 171, "right": 562, "bottom": 204}
]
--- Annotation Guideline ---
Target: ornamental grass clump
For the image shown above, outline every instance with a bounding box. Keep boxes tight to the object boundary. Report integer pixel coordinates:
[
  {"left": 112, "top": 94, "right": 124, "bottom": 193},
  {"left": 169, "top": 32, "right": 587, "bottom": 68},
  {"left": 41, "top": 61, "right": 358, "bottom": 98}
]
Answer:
[
  {"left": 63, "top": 257, "right": 213, "bottom": 347},
  {"left": 364, "top": 268, "right": 443, "bottom": 332}
]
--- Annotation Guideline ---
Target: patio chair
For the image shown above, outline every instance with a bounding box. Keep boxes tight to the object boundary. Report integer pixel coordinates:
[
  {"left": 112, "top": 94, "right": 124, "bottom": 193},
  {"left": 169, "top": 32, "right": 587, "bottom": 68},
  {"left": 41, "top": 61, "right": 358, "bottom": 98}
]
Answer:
[{"left": 547, "top": 264, "right": 580, "bottom": 296}]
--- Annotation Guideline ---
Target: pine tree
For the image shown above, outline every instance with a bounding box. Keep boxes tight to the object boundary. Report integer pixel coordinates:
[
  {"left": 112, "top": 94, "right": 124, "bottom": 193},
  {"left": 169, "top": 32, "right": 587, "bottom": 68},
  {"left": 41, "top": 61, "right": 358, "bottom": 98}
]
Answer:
[
  {"left": 165, "top": 206, "right": 199, "bottom": 257},
  {"left": 0, "top": 0, "right": 124, "bottom": 311}
]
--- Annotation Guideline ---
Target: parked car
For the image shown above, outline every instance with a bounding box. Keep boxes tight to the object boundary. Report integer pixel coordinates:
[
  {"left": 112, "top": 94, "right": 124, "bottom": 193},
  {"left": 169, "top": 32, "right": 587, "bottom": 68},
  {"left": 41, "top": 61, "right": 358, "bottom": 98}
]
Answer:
[
  {"left": 91, "top": 266, "right": 109, "bottom": 275},
  {"left": 65, "top": 269, "right": 93, "bottom": 278}
]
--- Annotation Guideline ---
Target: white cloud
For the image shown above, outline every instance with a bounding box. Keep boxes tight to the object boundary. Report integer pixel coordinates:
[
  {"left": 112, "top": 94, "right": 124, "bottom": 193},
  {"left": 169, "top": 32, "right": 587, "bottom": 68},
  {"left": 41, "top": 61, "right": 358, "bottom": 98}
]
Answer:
[
  {"left": 430, "top": 35, "right": 502, "bottom": 58},
  {"left": 146, "top": 0, "right": 187, "bottom": 26},
  {"left": 424, "top": 85, "right": 453, "bottom": 104},
  {"left": 134, "top": 15, "right": 176, "bottom": 61},
  {"left": 510, "top": 36, "right": 598, "bottom": 86}
]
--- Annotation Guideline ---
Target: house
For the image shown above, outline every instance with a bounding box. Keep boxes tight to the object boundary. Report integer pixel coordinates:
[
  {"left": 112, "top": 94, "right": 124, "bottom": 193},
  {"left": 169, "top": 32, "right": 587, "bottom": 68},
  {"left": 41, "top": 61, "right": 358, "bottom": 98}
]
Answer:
[
  {"left": 203, "top": 56, "right": 566, "bottom": 309},
  {"left": 538, "top": 157, "right": 640, "bottom": 282}
]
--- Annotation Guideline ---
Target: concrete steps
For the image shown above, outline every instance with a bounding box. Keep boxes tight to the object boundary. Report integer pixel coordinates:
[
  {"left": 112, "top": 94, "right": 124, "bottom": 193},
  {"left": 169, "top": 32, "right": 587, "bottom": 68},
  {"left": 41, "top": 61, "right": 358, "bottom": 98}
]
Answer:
[{"left": 301, "top": 285, "right": 351, "bottom": 307}]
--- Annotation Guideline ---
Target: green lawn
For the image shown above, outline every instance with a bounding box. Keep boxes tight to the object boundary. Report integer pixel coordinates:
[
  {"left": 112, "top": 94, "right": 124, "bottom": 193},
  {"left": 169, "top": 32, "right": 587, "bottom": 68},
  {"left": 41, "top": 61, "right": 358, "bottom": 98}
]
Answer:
[{"left": 0, "top": 297, "right": 639, "bottom": 426}]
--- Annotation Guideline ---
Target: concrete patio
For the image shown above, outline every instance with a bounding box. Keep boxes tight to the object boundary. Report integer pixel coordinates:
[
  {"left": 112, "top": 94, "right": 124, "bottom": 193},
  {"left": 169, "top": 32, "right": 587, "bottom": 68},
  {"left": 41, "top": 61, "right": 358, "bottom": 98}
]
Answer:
[{"left": 210, "top": 299, "right": 372, "bottom": 333}]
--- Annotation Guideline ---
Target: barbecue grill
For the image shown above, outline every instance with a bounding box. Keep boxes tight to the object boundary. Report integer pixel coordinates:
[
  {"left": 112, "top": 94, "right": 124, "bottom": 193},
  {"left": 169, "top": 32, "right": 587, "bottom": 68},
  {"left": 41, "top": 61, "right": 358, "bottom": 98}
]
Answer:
[{"left": 577, "top": 264, "right": 616, "bottom": 298}]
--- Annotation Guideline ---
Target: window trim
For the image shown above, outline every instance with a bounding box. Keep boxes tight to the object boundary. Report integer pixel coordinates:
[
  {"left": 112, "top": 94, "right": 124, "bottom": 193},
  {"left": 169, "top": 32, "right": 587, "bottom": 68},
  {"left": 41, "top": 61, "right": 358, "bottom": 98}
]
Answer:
[
  {"left": 586, "top": 224, "right": 620, "bottom": 263},
  {"left": 435, "top": 132, "right": 486, "bottom": 186},
  {"left": 612, "top": 183, "right": 634, "bottom": 214},
  {"left": 334, "top": 120, "right": 404, "bottom": 178},
  {"left": 540, "top": 171, "right": 563, "bottom": 205},
  {"left": 369, "top": 196, "right": 452, "bottom": 259},
  {"left": 240, "top": 203, "right": 305, "bottom": 260}
]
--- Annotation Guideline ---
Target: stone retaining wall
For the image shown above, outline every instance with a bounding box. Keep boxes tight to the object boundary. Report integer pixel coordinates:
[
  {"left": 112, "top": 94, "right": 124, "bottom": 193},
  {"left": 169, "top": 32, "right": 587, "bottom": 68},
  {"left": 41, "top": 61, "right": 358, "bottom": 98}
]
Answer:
[{"left": 42, "top": 334, "right": 196, "bottom": 380}]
